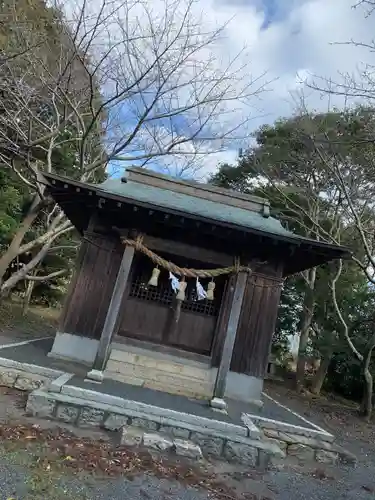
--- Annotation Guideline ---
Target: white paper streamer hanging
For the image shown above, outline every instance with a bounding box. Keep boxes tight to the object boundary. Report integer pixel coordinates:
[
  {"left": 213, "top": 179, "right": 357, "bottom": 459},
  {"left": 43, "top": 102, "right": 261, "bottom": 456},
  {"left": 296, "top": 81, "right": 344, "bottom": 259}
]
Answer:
[
  {"left": 169, "top": 272, "right": 180, "bottom": 293},
  {"left": 196, "top": 277, "right": 207, "bottom": 301}
]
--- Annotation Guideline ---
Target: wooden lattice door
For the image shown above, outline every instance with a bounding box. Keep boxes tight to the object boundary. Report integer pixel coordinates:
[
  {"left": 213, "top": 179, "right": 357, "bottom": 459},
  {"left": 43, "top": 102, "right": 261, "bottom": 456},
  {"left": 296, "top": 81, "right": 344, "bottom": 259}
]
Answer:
[{"left": 118, "top": 253, "right": 226, "bottom": 355}]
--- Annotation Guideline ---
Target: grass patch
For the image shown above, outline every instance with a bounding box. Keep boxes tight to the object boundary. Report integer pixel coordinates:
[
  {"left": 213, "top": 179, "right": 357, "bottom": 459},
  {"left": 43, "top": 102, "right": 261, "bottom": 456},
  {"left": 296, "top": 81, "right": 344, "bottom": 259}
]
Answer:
[{"left": 0, "top": 300, "right": 59, "bottom": 337}]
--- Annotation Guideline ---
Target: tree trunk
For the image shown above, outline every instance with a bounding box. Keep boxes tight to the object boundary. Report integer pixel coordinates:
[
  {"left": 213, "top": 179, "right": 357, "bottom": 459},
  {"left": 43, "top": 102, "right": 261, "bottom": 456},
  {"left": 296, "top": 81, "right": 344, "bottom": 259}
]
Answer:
[
  {"left": 310, "top": 355, "right": 331, "bottom": 395},
  {"left": 296, "top": 267, "right": 316, "bottom": 392},
  {"left": 359, "top": 334, "right": 375, "bottom": 421},
  {"left": 22, "top": 274, "right": 36, "bottom": 316},
  {"left": 310, "top": 326, "right": 335, "bottom": 396},
  {"left": 360, "top": 367, "right": 373, "bottom": 421},
  {"left": 0, "top": 195, "right": 42, "bottom": 285},
  {"left": 0, "top": 226, "right": 72, "bottom": 297}
]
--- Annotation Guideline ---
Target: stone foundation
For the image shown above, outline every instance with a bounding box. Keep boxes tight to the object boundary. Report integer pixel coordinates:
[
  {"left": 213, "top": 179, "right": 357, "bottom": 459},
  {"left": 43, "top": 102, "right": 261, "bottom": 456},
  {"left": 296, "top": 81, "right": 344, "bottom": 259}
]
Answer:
[
  {"left": 0, "top": 357, "right": 356, "bottom": 469},
  {"left": 48, "top": 332, "right": 99, "bottom": 365},
  {"left": 262, "top": 428, "right": 357, "bottom": 466},
  {"left": 106, "top": 343, "right": 264, "bottom": 405},
  {"left": 26, "top": 388, "right": 284, "bottom": 468},
  {"left": 25, "top": 386, "right": 357, "bottom": 468},
  {"left": 0, "top": 358, "right": 64, "bottom": 391}
]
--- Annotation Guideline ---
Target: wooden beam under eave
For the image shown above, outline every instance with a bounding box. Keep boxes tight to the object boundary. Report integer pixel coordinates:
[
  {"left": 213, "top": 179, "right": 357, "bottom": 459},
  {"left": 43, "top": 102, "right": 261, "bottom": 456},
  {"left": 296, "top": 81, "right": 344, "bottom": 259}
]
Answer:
[{"left": 142, "top": 234, "right": 233, "bottom": 267}]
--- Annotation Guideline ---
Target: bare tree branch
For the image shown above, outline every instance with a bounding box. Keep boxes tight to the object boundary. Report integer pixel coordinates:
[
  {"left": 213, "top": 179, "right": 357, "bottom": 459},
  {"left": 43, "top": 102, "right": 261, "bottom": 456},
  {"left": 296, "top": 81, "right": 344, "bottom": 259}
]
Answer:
[{"left": 25, "top": 269, "right": 66, "bottom": 282}]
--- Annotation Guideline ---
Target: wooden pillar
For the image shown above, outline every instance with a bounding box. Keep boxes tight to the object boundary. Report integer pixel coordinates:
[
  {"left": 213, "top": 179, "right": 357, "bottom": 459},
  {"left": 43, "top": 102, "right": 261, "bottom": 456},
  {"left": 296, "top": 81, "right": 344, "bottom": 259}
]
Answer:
[
  {"left": 210, "top": 271, "right": 247, "bottom": 410},
  {"left": 86, "top": 243, "right": 135, "bottom": 381}
]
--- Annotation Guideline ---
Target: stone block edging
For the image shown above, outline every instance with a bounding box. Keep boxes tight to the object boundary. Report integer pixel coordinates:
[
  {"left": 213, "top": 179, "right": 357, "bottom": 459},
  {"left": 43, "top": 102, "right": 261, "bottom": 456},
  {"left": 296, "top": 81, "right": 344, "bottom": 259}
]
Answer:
[
  {"left": 262, "top": 428, "right": 357, "bottom": 466},
  {"left": 26, "top": 388, "right": 284, "bottom": 468},
  {"left": 0, "top": 357, "right": 65, "bottom": 392},
  {"left": 246, "top": 413, "right": 334, "bottom": 443},
  {"left": 60, "top": 383, "right": 256, "bottom": 439},
  {"left": 26, "top": 388, "right": 357, "bottom": 468}
]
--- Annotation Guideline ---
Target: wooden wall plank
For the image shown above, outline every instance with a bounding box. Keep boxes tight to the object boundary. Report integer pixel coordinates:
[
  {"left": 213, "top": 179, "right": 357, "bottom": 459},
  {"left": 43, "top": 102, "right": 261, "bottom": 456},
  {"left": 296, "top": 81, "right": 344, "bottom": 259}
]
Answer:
[
  {"left": 60, "top": 233, "right": 122, "bottom": 339},
  {"left": 230, "top": 272, "right": 283, "bottom": 377},
  {"left": 58, "top": 240, "right": 89, "bottom": 331}
]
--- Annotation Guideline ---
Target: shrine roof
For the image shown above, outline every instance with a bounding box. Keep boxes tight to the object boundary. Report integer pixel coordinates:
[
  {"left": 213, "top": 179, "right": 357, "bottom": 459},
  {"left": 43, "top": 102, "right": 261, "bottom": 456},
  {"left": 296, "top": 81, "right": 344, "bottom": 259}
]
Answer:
[
  {"left": 98, "top": 174, "right": 291, "bottom": 239},
  {"left": 42, "top": 168, "right": 350, "bottom": 275}
]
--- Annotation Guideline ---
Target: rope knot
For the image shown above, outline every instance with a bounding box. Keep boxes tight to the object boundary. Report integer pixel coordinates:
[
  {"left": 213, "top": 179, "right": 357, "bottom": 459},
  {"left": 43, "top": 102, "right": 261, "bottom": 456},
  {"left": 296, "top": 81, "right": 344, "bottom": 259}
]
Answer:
[{"left": 134, "top": 235, "right": 144, "bottom": 251}]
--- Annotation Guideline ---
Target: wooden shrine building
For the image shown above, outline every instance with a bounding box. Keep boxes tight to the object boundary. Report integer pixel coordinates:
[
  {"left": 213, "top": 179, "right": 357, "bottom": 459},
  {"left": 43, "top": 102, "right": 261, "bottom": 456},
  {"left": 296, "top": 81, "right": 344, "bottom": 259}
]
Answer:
[{"left": 43, "top": 167, "right": 349, "bottom": 406}]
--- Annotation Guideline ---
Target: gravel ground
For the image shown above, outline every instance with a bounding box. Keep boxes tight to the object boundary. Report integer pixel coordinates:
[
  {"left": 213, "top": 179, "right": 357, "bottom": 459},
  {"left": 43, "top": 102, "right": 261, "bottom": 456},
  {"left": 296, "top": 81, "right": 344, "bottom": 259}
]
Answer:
[
  {"left": 0, "top": 464, "right": 216, "bottom": 500},
  {"left": 0, "top": 370, "right": 373, "bottom": 498},
  {"left": 265, "top": 464, "right": 375, "bottom": 500},
  {"left": 0, "top": 452, "right": 373, "bottom": 500}
]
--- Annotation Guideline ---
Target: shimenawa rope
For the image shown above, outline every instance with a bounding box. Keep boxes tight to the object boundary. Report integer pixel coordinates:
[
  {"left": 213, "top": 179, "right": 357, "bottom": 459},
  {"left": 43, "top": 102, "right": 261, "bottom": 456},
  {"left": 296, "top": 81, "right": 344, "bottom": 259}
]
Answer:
[{"left": 121, "top": 236, "right": 252, "bottom": 278}]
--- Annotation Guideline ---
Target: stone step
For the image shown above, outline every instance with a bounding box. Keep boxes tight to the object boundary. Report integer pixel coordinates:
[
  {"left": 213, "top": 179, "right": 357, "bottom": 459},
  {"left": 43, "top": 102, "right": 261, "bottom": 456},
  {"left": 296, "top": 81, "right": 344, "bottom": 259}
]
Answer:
[
  {"left": 143, "top": 379, "right": 212, "bottom": 399},
  {"left": 106, "top": 359, "right": 214, "bottom": 386},
  {"left": 105, "top": 369, "right": 213, "bottom": 399},
  {"left": 106, "top": 348, "right": 215, "bottom": 398},
  {"left": 110, "top": 344, "right": 210, "bottom": 367},
  {"left": 109, "top": 349, "right": 212, "bottom": 381},
  {"left": 108, "top": 350, "right": 212, "bottom": 381}
]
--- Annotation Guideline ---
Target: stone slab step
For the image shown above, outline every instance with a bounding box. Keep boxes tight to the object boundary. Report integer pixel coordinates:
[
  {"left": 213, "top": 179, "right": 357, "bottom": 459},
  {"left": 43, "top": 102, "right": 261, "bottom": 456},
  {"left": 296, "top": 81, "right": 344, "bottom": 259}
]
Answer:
[
  {"left": 104, "top": 369, "right": 213, "bottom": 399},
  {"left": 143, "top": 379, "right": 212, "bottom": 399},
  {"left": 106, "top": 359, "right": 214, "bottom": 383},
  {"left": 105, "top": 360, "right": 214, "bottom": 387},
  {"left": 109, "top": 349, "right": 213, "bottom": 381},
  {"left": 103, "top": 371, "right": 145, "bottom": 387},
  {"left": 110, "top": 344, "right": 210, "bottom": 368}
]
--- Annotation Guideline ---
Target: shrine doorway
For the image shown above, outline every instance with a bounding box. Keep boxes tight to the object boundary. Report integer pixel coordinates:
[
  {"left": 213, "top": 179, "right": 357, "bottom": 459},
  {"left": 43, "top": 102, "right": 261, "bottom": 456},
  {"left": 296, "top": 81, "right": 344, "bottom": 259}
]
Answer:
[{"left": 117, "top": 253, "right": 227, "bottom": 356}]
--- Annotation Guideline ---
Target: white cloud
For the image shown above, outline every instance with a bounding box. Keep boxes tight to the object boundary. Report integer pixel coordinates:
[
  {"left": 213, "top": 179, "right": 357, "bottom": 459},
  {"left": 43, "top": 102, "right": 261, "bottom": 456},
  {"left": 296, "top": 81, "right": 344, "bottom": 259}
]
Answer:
[
  {"left": 59, "top": 0, "right": 375, "bottom": 177},
  {"left": 197, "top": 0, "right": 375, "bottom": 170}
]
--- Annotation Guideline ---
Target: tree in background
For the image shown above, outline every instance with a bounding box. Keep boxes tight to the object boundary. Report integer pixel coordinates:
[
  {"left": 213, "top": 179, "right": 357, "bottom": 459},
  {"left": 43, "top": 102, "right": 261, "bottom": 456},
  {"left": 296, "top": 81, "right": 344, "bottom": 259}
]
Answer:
[
  {"left": 212, "top": 107, "right": 375, "bottom": 417},
  {"left": 272, "top": 278, "right": 303, "bottom": 363},
  {"left": 212, "top": 111, "right": 355, "bottom": 391},
  {"left": 0, "top": 0, "right": 267, "bottom": 298}
]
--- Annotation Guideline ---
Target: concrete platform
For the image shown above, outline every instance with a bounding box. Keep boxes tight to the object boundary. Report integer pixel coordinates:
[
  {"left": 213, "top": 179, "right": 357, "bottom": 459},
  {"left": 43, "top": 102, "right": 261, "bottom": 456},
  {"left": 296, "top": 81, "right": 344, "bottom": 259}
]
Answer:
[
  {"left": 0, "top": 339, "right": 327, "bottom": 432},
  {"left": 0, "top": 337, "right": 87, "bottom": 375},
  {"left": 0, "top": 338, "right": 357, "bottom": 467}
]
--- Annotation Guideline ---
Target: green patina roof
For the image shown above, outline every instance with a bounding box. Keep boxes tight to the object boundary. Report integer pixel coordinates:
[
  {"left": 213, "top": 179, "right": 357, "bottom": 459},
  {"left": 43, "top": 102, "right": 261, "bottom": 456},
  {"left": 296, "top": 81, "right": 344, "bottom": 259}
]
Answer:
[
  {"left": 98, "top": 176, "right": 293, "bottom": 240},
  {"left": 42, "top": 170, "right": 350, "bottom": 275},
  {"left": 42, "top": 169, "right": 350, "bottom": 262}
]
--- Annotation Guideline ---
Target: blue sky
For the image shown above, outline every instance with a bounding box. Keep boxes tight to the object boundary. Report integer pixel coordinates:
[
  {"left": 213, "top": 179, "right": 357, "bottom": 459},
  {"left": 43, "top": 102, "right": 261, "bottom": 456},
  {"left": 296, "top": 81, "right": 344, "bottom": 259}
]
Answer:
[{"left": 92, "top": 0, "right": 375, "bottom": 178}]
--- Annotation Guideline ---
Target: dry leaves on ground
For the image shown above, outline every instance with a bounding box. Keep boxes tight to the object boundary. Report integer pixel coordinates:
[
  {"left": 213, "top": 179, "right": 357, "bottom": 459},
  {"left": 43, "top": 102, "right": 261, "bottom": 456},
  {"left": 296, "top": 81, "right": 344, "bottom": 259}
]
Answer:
[{"left": 0, "top": 423, "right": 264, "bottom": 500}]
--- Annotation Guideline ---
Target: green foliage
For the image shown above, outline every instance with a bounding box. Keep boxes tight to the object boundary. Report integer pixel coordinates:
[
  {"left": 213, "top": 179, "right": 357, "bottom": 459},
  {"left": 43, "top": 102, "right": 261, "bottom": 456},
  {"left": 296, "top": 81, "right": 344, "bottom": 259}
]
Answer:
[
  {"left": 0, "top": 169, "right": 29, "bottom": 247},
  {"left": 325, "top": 284, "right": 375, "bottom": 400},
  {"left": 0, "top": 0, "right": 106, "bottom": 181},
  {"left": 212, "top": 107, "right": 375, "bottom": 401},
  {"left": 0, "top": 0, "right": 108, "bottom": 302},
  {"left": 0, "top": 0, "right": 101, "bottom": 301}
]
